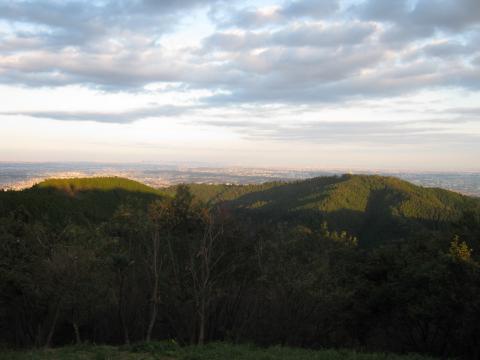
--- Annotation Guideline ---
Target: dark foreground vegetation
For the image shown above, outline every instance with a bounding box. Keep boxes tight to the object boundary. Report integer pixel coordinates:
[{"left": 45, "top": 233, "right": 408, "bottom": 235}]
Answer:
[
  {"left": 1, "top": 176, "right": 480, "bottom": 359},
  {"left": 2, "top": 342, "right": 436, "bottom": 360}
]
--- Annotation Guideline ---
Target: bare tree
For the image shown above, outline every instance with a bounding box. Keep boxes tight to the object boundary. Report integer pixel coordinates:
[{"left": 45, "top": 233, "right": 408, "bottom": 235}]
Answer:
[
  {"left": 190, "top": 207, "right": 225, "bottom": 345},
  {"left": 146, "top": 222, "right": 163, "bottom": 342}
]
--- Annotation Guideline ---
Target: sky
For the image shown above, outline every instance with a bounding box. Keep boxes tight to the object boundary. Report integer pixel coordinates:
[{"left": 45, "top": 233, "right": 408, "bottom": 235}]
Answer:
[{"left": 0, "top": 0, "right": 479, "bottom": 171}]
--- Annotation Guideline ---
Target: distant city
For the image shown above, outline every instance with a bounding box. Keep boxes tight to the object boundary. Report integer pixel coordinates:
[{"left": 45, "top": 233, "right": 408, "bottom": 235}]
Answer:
[{"left": 1, "top": 162, "right": 480, "bottom": 197}]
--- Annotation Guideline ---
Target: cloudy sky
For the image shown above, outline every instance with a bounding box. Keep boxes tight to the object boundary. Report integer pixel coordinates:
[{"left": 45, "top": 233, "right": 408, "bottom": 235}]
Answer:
[{"left": 0, "top": 0, "right": 479, "bottom": 170}]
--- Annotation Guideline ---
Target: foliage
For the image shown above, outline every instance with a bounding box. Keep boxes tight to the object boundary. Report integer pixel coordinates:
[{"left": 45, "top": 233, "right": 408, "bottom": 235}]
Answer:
[
  {"left": 36, "top": 177, "right": 165, "bottom": 195},
  {"left": 1, "top": 176, "right": 480, "bottom": 359},
  {"left": 171, "top": 175, "right": 479, "bottom": 246},
  {"left": 1, "top": 342, "right": 436, "bottom": 360},
  {"left": 0, "top": 177, "right": 166, "bottom": 226}
]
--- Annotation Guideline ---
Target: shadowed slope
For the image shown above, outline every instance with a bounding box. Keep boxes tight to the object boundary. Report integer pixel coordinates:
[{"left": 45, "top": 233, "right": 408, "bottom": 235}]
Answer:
[
  {"left": 36, "top": 177, "right": 164, "bottom": 195},
  {"left": 1, "top": 175, "right": 478, "bottom": 244},
  {"left": 185, "top": 175, "right": 479, "bottom": 245},
  {"left": 0, "top": 177, "right": 166, "bottom": 226}
]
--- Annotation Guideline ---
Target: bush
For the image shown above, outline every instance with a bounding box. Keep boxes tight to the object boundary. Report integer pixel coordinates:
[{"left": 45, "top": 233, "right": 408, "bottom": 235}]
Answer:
[{"left": 128, "top": 340, "right": 180, "bottom": 355}]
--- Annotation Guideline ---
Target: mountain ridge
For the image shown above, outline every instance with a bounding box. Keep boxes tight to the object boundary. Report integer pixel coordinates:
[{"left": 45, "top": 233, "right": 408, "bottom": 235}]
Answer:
[{"left": 1, "top": 174, "right": 478, "bottom": 245}]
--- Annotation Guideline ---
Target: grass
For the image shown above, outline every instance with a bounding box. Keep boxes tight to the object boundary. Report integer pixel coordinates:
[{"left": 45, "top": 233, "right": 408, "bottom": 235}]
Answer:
[{"left": 0, "top": 342, "right": 437, "bottom": 360}]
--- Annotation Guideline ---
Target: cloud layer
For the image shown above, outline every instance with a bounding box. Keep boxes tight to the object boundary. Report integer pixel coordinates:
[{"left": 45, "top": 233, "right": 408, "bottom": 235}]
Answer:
[
  {"left": 0, "top": 0, "right": 479, "bottom": 159},
  {"left": 1, "top": 0, "right": 478, "bottom": 101}
]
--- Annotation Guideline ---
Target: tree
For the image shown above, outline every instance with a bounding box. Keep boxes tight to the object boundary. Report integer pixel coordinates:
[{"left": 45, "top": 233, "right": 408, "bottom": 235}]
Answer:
[
  {"left": 449, "top": 235, "right": 472, "bottom": 262},
  {"left": 108, "top": 203, "right": 149, "bottom": 345},
  {"left": 190, "top": 206, "right": 225, "bottom": 345},
  {"left": 145, "top": 200, "right": 167, "bottom": 342}
]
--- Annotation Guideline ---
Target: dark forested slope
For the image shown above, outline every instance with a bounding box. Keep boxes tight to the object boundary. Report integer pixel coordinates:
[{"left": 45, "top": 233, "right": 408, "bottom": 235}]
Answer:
[
  {"left": 1, "top": 175, "right": 480, "bottom": 358},
  {"left": 169, "top": 174, "right": 480, "bottom": 245},
  {"left": 1, "top": 174, "right": 478, "bottom": 244},
  {"left": 0, "top": 177, "right": 165, "bottom": 226}
]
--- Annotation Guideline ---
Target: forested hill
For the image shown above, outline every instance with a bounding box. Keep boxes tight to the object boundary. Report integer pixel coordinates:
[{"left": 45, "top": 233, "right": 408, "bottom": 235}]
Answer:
[
  {"left": 2, "top": 175, "right": 480, "bottom": 358},
  {"left": 36, "top": 177, "right": 163, "bottom": 195},
  {"left": 0, "top": 177, "right": 166, "bottom": 226},
  {"left": 170, "top": 174, "right": 480, "bottom": 245},
  {"left": 1, "top": 174, "right": 479, "bottom": 244}
]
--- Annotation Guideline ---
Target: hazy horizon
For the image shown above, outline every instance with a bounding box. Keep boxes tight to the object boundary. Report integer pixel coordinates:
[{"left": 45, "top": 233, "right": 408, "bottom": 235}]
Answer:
[
  {"left": 1, "top": 160, "right": 480, "bottom": 173},
  {"left": 2, "top": 161, "right": 480, "bottom": 197}
]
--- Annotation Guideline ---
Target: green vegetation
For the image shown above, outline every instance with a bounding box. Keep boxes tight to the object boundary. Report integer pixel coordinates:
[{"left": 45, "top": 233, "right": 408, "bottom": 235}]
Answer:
[
  {"left": 178, "top": 174, "right": 480, "bottom": 245},
  {"left": 1, "top": 175, "right": 480, "bottom": 359},
  {"left": 168, "top": 175, "right": 477, "bottom": 217},
  {"left": 36, "top": 177, "right": 165, "bottom": 196},
  {"left": 1, "top": 342, "right": 435, "bottom": 360},
  {"left": 0, "top": 177, "right": 165, "bottom": 226}
]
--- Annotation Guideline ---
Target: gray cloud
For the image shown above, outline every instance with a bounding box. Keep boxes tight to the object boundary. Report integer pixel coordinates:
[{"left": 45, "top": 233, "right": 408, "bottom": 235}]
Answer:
[
  {"left": 202, "top": 49, "right": 454, "bottom": 104},
  {"left": 441, "top": 107, "right": 480, "bottom": 117},
  {"left": 198, "top": 117, "right": 480, "bottom": 145},
  {"left": 357, "top": 0, "right": 480, "bottom": 43},
  {"left": 273, "top": 22, "right": 376, "bottom": 47},
  {"left": 421, "top": 41, "right": 473, "bottom": 59},
  {"left": 212, "top": 0, "right": 340, "bottom": 29},
  {"left": 1, "top": 105, "right": 194, "bottom": 123},
  {"left": 283, "top": 0, "right": 339, "bottom": 19},
  {"left": 0, "top": 0, "right": 223, "bottom": 53},
  {"left": 201, "top": 22, "right": 376, "bottom": 52},
  {"left": 358, "top": 0, "right": 480, "bottom": 29},
  {"left": 0, "top": 0, "right": 478, "bottom": 110}
]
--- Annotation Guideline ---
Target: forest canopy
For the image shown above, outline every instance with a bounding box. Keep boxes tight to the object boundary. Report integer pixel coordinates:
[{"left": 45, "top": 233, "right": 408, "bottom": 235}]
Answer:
[{"left": 1, "top": 175, "right": 480, "bottom": 359}]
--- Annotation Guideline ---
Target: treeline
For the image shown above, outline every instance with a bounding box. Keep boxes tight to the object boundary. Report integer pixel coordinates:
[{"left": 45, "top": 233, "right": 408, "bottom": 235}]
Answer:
[{"left": 1, "top": 186, "right": 480, "bottom": 359}]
